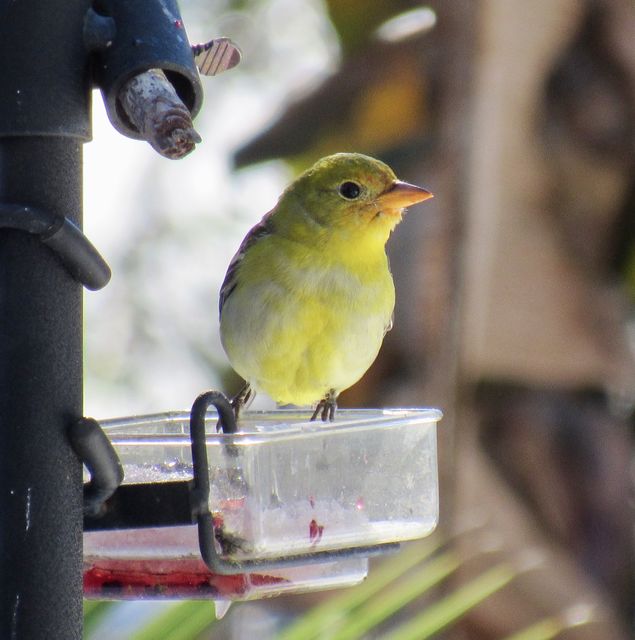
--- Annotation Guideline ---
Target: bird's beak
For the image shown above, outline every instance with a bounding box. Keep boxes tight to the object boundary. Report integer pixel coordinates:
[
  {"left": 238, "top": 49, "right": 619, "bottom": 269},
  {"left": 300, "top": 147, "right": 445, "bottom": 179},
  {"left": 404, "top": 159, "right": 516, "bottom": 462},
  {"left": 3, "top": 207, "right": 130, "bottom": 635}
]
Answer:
[{"left": 378, "top": 181, "right": 433, "bottom": 209}]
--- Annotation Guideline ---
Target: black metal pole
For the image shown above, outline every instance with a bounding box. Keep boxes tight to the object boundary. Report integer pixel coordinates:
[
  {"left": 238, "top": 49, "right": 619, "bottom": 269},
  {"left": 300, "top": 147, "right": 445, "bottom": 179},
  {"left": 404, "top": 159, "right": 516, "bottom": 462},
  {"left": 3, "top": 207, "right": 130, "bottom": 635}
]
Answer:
[{"left": 0, "top": 2, "right": 91, "bottom": 638}]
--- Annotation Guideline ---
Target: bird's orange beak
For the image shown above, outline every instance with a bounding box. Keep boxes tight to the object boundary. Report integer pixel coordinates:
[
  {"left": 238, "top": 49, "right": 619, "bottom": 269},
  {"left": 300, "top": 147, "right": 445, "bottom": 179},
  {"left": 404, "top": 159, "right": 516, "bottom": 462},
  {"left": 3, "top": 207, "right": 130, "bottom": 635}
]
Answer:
[{"left": 378, "top": 181, "right": 433, "bottom": 209}]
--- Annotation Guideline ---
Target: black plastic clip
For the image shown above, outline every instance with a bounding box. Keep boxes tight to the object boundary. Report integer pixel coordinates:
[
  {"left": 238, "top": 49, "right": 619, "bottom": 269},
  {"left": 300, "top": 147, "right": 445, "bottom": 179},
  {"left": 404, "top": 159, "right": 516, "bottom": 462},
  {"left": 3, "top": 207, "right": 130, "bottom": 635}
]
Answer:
[
  {"left": 0, "top": 203, "right": 111, "bottom": 290},
  {"left": 69, "top": 417, "right": 124, "bottom": 517}
]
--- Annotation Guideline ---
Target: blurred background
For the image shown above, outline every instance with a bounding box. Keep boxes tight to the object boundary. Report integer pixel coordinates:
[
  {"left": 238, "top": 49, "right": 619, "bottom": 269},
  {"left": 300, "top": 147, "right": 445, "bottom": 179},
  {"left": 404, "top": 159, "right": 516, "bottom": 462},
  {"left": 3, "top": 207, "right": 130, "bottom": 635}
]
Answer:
[{"left": 83, "top": 0, "right": 635, "bottom": 637}]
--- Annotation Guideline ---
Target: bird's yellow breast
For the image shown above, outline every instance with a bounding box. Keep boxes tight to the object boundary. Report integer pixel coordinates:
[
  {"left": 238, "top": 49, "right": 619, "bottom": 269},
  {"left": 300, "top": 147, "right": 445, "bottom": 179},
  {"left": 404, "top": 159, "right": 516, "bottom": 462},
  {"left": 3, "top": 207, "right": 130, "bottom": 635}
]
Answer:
[{"left": 219, "top": 233, "right": 395, "bottom": 405}]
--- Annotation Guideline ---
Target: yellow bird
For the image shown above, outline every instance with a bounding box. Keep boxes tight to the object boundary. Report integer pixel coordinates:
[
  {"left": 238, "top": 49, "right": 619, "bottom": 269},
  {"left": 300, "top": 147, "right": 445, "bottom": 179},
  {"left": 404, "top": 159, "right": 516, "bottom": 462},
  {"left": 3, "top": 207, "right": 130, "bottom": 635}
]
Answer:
[{"left": 219, "top": 153, "right": 432, "bottom": 420}]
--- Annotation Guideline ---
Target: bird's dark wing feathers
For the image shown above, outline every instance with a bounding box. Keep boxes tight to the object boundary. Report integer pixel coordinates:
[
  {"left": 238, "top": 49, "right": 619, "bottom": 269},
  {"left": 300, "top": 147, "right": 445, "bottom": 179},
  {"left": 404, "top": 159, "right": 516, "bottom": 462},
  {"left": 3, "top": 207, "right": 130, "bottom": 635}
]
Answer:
[{"left": 218, "top": 216, "right": 273, "bottom": 317}]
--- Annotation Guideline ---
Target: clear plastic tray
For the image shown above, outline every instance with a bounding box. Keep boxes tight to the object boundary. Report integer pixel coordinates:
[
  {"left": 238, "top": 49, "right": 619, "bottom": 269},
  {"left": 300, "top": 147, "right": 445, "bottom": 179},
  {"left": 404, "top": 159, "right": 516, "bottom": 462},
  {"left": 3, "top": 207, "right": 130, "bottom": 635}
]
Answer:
[{"left": 96, "top": 408, "right": 440, "bottom": 562}]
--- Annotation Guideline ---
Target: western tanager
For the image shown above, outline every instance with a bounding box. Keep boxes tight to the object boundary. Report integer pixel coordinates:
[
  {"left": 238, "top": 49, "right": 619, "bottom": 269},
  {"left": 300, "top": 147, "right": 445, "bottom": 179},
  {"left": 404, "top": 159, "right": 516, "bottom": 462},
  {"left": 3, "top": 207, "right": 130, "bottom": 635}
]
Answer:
[{"left": 219, "top": 153, "right": 432, "bottom": 420}]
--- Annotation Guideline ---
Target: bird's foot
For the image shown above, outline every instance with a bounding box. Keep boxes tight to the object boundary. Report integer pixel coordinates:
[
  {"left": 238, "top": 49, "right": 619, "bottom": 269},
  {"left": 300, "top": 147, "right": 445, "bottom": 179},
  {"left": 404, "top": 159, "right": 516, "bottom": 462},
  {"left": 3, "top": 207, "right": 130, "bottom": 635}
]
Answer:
[
  {"left": 217, "top": 382, "right": 255, "bottom": 431},
  {"left": 231, "top": 382, "right": 255, "bottom": 419},
  {"left": 310, "top": 389, "right": 338, "bottom": 422}
]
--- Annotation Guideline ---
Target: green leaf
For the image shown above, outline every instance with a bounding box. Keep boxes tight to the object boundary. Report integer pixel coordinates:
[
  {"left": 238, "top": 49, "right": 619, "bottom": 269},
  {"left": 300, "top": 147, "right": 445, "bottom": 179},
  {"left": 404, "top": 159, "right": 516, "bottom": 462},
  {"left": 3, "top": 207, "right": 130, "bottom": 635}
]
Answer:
[
  {"left": 277, "top": 536, "right": 443, "bottom": 640},
  {"left": 128, "top": 601, "right": 217, "bottom": 640},
  {"left": 83, "top": 600, "right": 114, "bottom": 638},
  {"left": 384, "top": 561, "right": 518, "bottom": 640},
  {"left": 334, "top": 550, "right": 461, "bottom": 640},
  {"left": 503, "top": 617, "right": 564, "bottom": 640},
  {"left": 503, "top": 605, "right": 595, "bottom": 640}
]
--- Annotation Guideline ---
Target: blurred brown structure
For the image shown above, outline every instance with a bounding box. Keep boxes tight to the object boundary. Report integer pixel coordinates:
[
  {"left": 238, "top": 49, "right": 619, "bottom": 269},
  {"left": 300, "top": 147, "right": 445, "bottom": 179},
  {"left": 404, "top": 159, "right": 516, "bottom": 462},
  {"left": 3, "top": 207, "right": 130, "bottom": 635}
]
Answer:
[{"left": 235, "top": 0, "right": 635, "bottom": 637}]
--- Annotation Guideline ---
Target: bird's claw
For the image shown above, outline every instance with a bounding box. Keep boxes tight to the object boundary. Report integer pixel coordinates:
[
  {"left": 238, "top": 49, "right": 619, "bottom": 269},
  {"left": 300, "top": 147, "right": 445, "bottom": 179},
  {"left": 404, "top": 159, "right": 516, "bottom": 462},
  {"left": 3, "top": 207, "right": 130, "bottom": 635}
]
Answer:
[
  {"left": 232, "top": 383, "right": 255, "bottom": 418},
  {"left": 310, "top": 390, "right": 337, "bottom": 422},
  {"left": 217, "top": 382, "right": 254, "bottom": 431}
]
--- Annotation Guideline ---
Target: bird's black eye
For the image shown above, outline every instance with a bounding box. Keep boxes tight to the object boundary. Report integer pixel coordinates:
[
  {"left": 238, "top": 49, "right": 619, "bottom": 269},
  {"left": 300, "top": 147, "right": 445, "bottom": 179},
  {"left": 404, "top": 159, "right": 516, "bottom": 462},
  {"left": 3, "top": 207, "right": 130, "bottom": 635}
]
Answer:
[{"left": 338, "top": 181, "right": 361, "bottom": 200}]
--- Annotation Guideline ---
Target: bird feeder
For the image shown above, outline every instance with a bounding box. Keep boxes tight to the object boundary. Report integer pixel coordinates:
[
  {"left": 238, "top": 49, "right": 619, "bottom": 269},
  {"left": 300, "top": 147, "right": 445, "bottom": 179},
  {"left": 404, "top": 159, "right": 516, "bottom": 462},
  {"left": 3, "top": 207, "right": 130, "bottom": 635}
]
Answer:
[{"left": 79, "top": 391, "right": 441, "bottom": 602}]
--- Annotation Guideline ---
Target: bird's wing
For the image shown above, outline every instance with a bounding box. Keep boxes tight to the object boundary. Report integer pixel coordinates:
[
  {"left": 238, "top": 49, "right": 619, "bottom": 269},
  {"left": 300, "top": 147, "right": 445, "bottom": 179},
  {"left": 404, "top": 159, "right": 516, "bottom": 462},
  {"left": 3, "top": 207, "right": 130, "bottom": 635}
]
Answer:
[{"left": 218, "top": 215, "right": 273, "bottom": 317}]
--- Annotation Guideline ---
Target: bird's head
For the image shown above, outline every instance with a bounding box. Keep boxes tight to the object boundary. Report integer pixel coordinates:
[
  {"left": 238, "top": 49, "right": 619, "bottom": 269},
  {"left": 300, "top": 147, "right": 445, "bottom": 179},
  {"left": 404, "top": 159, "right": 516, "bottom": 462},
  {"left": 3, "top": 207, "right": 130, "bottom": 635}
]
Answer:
[{"left": 276, "top": 153, "right": 433, "bottom": 247}]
